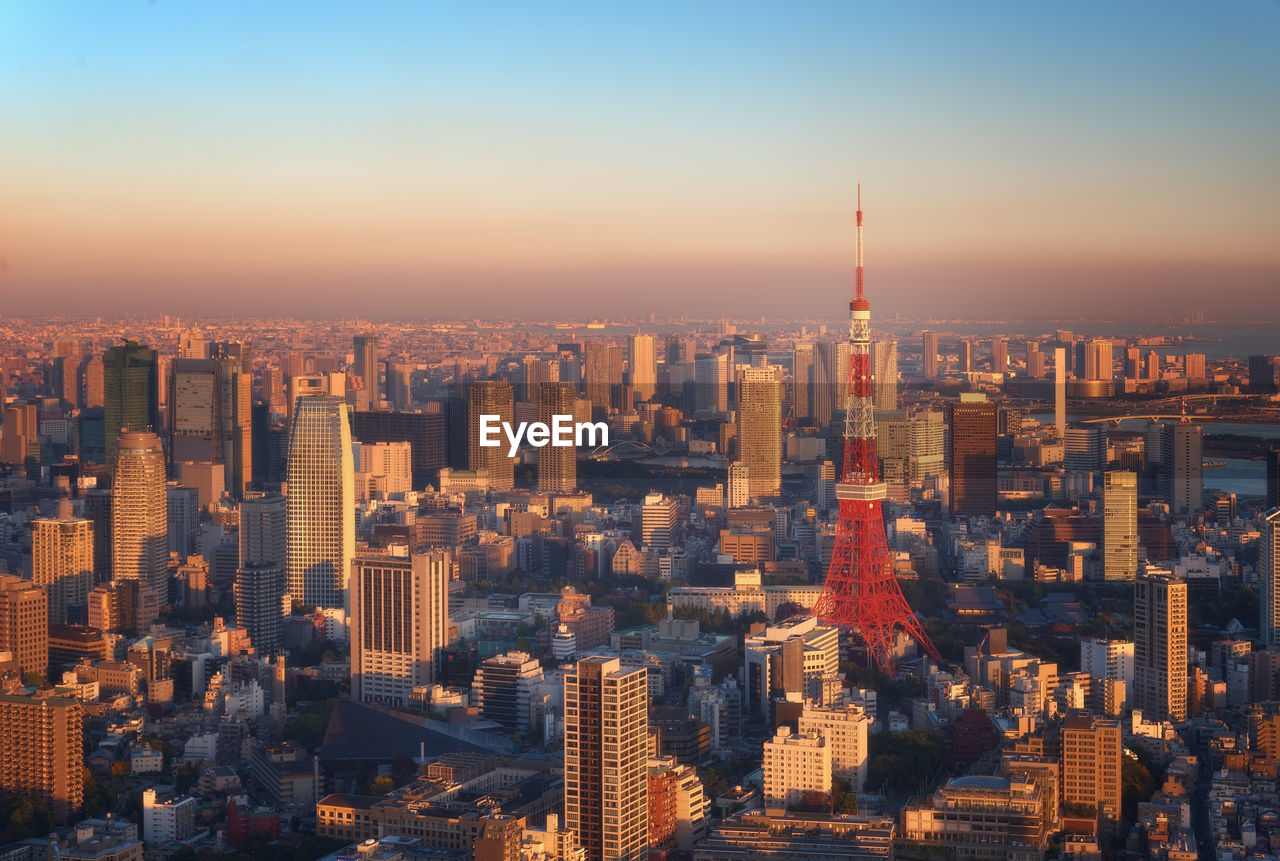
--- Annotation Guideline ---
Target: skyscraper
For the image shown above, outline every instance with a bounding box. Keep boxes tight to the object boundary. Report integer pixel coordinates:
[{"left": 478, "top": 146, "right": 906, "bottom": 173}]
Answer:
[
  {"left": 564, "top": 656, "right": 649, "bottom": 861},
  {"left": 103, "top": 340, "right": 159, "bottom": 464},
  {"left": 235, "top": 563, "right": 285, "bottom": 657},
  {"left": 872, "top": 340, "right": 898, "bottom": 411},
  {"left": 349, "top": 548, "right": 450, "bottom": 705},
  {"left": 468, "top": 380, "right": 516, "bottom": 488},
  {"left": 627, "top": 334, "right": 657, "bottom": 403},
  {"left": 1025, "top": 341, "right": 1044, "bottom": 379},
  {"left": 1102, "top": 471, "right": 1138, "bottom": 581},
  {"left": 584, "top": 340, "right": 623, "bottom": 413},
  {"left": 1162, "top": 422, "right": 1203, "bottom": 515},
  {"left": 922, "top": 331, "right": 938, "bottom": 379},
  {"left": 1261, "top": 509, "right": 1280, "bottom": 646},
  {"left": 353, "top": 333, "right": 379, "bottom": 410},
  {"left": 959, "top": 339, "right": 973, "bottom": 373},
  {"left": 112, "top": 431, "right": 168, "bottom": 595},
  {"left": 0, "top": 574, "right": 48, "bottom": 679},
  {"left": 1084, "top": 339, "right": 1113, "bottom": 381},
  {"left": 536, "top": 381, "right": 577, "bottom": 493},
  {"left": 991, "top": 338, "right": 1008, "bottom": 375},
  {"left": 1134, "top": 570, "right": 1187, "bottom": 723},
  {"left": 1061, "top": 715, "right": 1122, "bottom": 834},
  {"left": 32, "top": 516, "right": 94, "bottom": 624},
  {"left": 178, "top": 328, "right": 207, "bottom": 360},
  {"left": 694, "top": 352, "right": 729, "bottom": 415},
  {"left": 0, "top": 692, "right": 83, "bottom": 822},
  {"left": 168, "top": 356, "right": 252, "bottom": 497},
  {"left": 641, "top": 493, "right": 678, "bottom": 555},
  {"left": 792, "top": 342, "right": 815, "bottom": 422},
  {"left": 1250, "top": 354, "right": 1277, "bottom": 394},
  {"left": 1053, "top": 347, "right": 1066, "bottom": 439},
  {"left": 736, "top": 366, "right": 782, "bottom": 498},
  {"left": 947, "top": 394, "right": 997, "bottom": 517},
  {"left": 286, "top": 396, "right": 355, "bottom": 609}
]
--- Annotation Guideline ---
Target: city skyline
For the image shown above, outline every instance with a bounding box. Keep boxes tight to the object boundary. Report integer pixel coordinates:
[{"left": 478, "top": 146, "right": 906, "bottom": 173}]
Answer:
[{"left": 3, "top": 1, "right": 1278, "bottom": 318}]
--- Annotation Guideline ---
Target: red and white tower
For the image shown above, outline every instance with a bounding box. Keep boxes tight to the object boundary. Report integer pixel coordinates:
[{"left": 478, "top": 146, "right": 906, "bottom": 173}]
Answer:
[{"left": 812, "top": 186, "right": 941, "bottom": 674}]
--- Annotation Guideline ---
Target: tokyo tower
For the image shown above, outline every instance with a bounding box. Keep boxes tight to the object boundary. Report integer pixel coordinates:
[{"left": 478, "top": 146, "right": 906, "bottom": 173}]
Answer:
[{"left": 811, "top": 186, "right": 941, "bottom": 674}]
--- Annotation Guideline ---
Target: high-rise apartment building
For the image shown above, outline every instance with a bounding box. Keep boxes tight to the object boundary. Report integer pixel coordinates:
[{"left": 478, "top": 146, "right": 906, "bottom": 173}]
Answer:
[
  {"left": 235, "top": 563, "right": 285, "bottom": 657},
  {"left": 1054, "top": 347, "right": 1067, "bottom": 439},
  {"left": 1134, "top": 570, "right": 1187, "bottom": 722},
  {"left": 353, "top": 334, "right": 379, "bottom": 410},
  {"left": 240, "top": 493, "right": 287, "bottom": 568},
  {"left": 103, "top": 340, "right": 159, "bottom": 464},
  {"left": 1084, "top": 339, "right": 1113, "bottom": 381},
  {"left": 564, "top": 656, "right": 649, "bottom": 861},
  {"left": 991, "top": 338, "right": 1008, "bottom": 375},
  {"left": 33, "top": 516, "right": 95, "bottom": 625},
  {"left": 947, "top": 394, "right": 997, "bottom": 517},
  {"left": 1184, "top": 353, "right": 1206, "bottom": 382},
  {"left": 536, "top": 381, "right": 577, "bottom": 493},
  {"left": 285, "top": 396, "right": 354, "bottom": 608},
  {"left": 628, "top": 335, "right": 657, "bottom": 403},
  {"left": 0, "top": 692, "right": 83, "bottom": 821},
  {"left": 0, "top": 574, "right": 49, "bottom": 679},
  {"left": 1080, "top": 638, "right": 1135, "bottom": 713},
  {"left": 1025, "top": 341, "right": 1044, "bottom": 379},
  {"left": 922, "top": 331, "right": 938, "bottom": 379},
  {"left": 1061, "top": 715, "right": 1122, "bottom": 833},
  {"left": 694, "top": 352, "right": 729, "bottom": 415},
  {"left": 736, "top": 366, "right": 782, "bottom": 499},
  {"left": 959, "top": 339, "right": 973, "bottom": 374},
  {"left": 1162, "top": 422, "right": 1203, "bottom": 515},
  {"left": 584, "top": 340, "right": 623, "bottom": 413},
  {"left": 351, "top": 410, "right": 447, "bottom": 487},
  {"left": 641, "top": 493, "right": 678, "bottom": 554},
  {"left": 1102, "top": 471, "right": 1138, "bottom": 581},
  {"left": 797, "top": 702, "right": 870, "bottom": 792},
  {"left": 872, "top": 340, "right": 898, "bottom": 411},
  {"left": 468, "top": 380, "right": 516, "bottom": 488},
  {"left": 349, "top": 548, "right": 450, "bottom": 706},
  {"left": 762, "top": 727, "right": 830, "bottom": 810},
  {"left": 1261, "top": 509, "right": 1280, "bottom": 646},
  {"left": 112, "top": 431, "right": 168, "bottom": 594}
]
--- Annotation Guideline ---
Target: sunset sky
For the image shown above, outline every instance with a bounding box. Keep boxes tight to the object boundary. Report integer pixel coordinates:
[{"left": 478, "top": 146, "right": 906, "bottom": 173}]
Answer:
[{"left": 2, "top": 1, "right": 1278, "bottom": 319}]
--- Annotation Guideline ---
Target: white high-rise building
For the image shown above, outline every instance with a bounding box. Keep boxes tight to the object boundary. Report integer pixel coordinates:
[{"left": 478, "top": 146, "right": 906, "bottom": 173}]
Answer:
[
  {"left": 349, "top": 547, "right": 450, "bottom": 705},
  {"left": 763, "top": 726, "right": 831, "bottom": 809},
  {"left": 1102, "top": 471, "right": 1138, "bottom": 581},
  {"left": 286, "top": 395, "right": 354, "bottom": 609},
  {"left": 1261, "top": 509, "right": 1280, "bottom": 645},
  {"left": 727, "top": 462, "right": 751, "bottom": 509},
  {"left": 112, "top": 431, "right": 169, "bottom": 594},
  {"left": 352, "top": 440, "right": 413, "bottom": 500},
  {"left": 1080, "top": 638, "right": 1135, "bottom": 711},
  {"left": 641, "top": 493, "right": 678, "bottom": 554},
  {"left": 797, "top": 701, "right": 870, "bottom": 792},
  {"left": 32, "top": 516, "right": 94, "bottom": 624}
]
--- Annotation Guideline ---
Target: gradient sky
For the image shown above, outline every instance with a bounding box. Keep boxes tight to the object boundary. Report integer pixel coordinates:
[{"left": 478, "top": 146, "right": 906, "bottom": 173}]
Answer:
[{"left": 2, "top": 1, "right": 1278, "bottom": 319}]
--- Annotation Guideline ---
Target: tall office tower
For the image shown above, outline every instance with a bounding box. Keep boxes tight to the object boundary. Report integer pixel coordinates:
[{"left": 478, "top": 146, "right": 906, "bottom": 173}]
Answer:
[
  {"left": 1025, "top": 341, "right": 1045, "bottom": 379},
  {"left": 536, "top": 382, "right": 578, "bottom": 493},
  {"left": 947, "top": 394, "right": 997, "bottom": 517},
  {"left": 812, "top": 192, "right": 940, "bottom": 673},
  {"left": 1250, "top": 354, "right": 1278, "bottom": 393},
  {"left": 1124, "top": 347, "right": 1141, "bottom": 379},
  {"left": 32, "top": 516, "right": 94, "bottom": 624},
  {"left": 641, "top": 492, "right": 678, "bottom": 554},
  {"left": 1260, "top": 509, "right": 1280, "bottom": 645},
  {"left": 83, "top": 354, "right": 105, "bottom": 409},
  {"left": 286, "top": 372, "right": 345, "bottom": 429},
  {"left": 922, "top": 331, "right": 938, "bottom": 379},
  {"left": 1061, "top": 715, "right": 1122, "bottom": 833},
  {"left": 1053, "top": 347, "right": 1066, "bottom": 439},
  {"left": 564, "top": 656, "right": 649, "bottom": 861},
  {"left": 1074, "top": 340, "right": 1087, "bottom": 381},
  {"left": 103, "top": 340, "right": 159, "bottom": 465},
  {"left": 733, "top": 333, "right": 768, "bottom": 368},
  {"left": 628, "top": 334, "right": 657, "bottom": 403},
  {"left": 1268, "top": 448, "right": 1280, "bottom": 508},
  {"left": 474, "top": 651, "right": 544, "bottom": 733},
  {"left": 1143, "top": 350, "right": 1160, "bottom": 381},
  {"left": 694, "top": 352, "right": 729, "bottom": 415},
  {"left": 958, "top": 339, "right": 973, "bottom": 373},
  {"left": 991, "top": 338, "right": 1008, "bottom": 375},
  {"left": 385, "top": 362, "right": 412, "bottom": 411},
  {"left": 167, "top": 483, "right": 199, "bottom": 555},
  {"left": 111, "top": 431, "right": 168, "bottom": 594},
  {"left": 584, "top": 340, "right": 623, "bottom": 413},
  {"left": 212, "top": 340, "right": 252, "bottom": 374},
  {"left": 763, "top": 727, "right": 831, "bottom": 810},
  {"left": 1085, "top": 339, "right": 1113, "bottom": 381},
  {"left": 178, "top": 328, "right": 207, "bottom": 359},
  {"left": 1134, "top": 570, "right": 1188, "bottom": 723},
  {"left": 0, "top": 693, "right": 84, "bottom": 822},
  {"left": 1102, "top": 471, "right": 1138, "bottom": 581},
  {"left": 797, "top": 702, "right": 870, "bottom": 792},
  {"left": 736, "top": 367, "right": 782, "bottom": 498},
  {"left": 51, "top": 356, "right": 79, "bottom": 407},
  {"left": 240, "top": 493, "right": 287, "bottom": 567},
  {"left": 83, "top": 489, "right": 112, "bottom": 582},
  {"left": 353, "top": 334, "right": 379, "bottom": 410},
  {"left": 468, "top": 380, "right": 516, "bottom": 488},
  {"left": 793, "top": 342, "right": 816, "bottom": 421},
  {"left": 1064, "top": 425, "right": 1106, "bottom": 472},
  {"left": 1162, "top": 422, "right": 1203, "bottom": 515},
  {"left": 349, "top": 547, "right": 450, "bottom": 704},
  {"left": 819, "top": 340, "right": 851, "bottom": 422},
  {"left": 0, "top": 574, "right": 49, "bottom": 678},
  {"left": 214, "top": 353, "right": 253, "bottom": 497},
  {"left": 235, "top": 563, "right": 285, "bottom": 656},
  {"left": 872, "top": 340, "right": 898, "bottom": 411},
  {"left": 0, "top": 402, "right": 38, "bottom": 465},
  {"left": 285, "top": 396, "right": 355, "bottom": 609},
  {"left": 1184, "top": 353, "right": 1206, "bottom": 382},
  {"left": 169, "top": 358, "right": 218, "bottom": 463}
]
